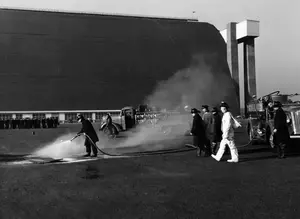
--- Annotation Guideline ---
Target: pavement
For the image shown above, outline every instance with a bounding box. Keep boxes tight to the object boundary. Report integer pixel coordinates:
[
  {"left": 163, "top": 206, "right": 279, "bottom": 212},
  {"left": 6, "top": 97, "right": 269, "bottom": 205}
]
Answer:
[
  {"left": 1, "top": 141, "right": 300, "bottom": 219},
  {"left": 1, "top": 124, "right": 300, "bottom": 219}
]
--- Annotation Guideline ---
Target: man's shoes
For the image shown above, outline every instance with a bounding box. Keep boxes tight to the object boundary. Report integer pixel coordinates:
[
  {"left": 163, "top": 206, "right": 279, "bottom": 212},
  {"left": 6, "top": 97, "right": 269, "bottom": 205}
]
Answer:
[
  {"left": 204, "top": 152, "right": 211, "bottom": 157},
  {"left": 211, "top": 154, "right": 220, "bottom": 161},
  {"left": 196, "top": 149, "right": 201, "bottom": 157},
  {"left": 227, "top": 159, "right": 238, "bottom": 163},
  {"left": 91, "top": 154, "right": 98, "bottom": 158},
  {"left": 83, "top": 154, "right": 90, "bottom": 157}
]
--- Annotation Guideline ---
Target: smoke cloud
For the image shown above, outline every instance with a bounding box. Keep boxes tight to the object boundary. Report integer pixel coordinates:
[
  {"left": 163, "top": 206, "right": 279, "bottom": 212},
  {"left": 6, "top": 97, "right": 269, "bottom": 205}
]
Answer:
[
  {"left": 113, "top": 54, "right": 237, "bottom": 149},
  {"left": 31, "top": 54, "right": 237, "bottom": 158},
  {"left": 31, "top": 133, "right": 85, "bottom": 159},
  {"left": 31, "top": 131, "right": 115, "bottom": 159},
  {"left": 146, "top": 54, "right": 236, "bottom": 110}
]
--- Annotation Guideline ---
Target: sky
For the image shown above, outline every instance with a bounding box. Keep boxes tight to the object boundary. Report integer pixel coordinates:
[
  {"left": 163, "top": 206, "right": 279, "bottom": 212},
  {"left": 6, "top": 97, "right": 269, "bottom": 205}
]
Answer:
[{"left": 1, "top": 0, "right": 300, "bottom": 97}]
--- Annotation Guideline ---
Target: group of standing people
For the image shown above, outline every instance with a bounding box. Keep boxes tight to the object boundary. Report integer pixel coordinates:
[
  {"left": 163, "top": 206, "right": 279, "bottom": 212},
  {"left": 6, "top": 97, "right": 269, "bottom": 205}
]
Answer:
[
  {"left": 74, "top": 99, "right": 290, "bottom": 160},
  {"left": 190, "top": 100, "right": 291, "bottom": 163},
  {"left": 0, "top": 117, "right": 59, "bottom": 129},
  {"left": 190, "top": 101, "right": 239, "bottom": 163}
]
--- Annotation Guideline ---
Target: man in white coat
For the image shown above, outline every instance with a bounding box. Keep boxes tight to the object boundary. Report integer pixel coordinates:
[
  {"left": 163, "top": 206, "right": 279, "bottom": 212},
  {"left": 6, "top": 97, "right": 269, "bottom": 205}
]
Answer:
[{"left": 211, "top": 102, "right": 239, "bottom": 163}]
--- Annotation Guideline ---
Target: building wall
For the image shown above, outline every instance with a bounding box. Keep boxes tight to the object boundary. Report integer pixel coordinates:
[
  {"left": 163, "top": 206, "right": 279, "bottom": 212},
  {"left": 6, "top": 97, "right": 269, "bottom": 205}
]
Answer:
[{"left": 0, "top": 8, "right": 237, "bottom": 112}]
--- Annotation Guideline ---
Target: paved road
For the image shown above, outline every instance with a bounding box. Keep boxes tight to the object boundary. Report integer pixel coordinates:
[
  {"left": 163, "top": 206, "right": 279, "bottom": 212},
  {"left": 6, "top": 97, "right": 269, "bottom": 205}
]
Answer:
[{"left": 2, "top": 142, "right": 300, "bottom": 219}]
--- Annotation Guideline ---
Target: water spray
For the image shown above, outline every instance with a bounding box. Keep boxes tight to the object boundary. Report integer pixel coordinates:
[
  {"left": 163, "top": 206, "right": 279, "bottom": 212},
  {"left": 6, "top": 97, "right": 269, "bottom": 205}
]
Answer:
[{"left": 70, "top": 135, "right": 80, "bottom": 142}]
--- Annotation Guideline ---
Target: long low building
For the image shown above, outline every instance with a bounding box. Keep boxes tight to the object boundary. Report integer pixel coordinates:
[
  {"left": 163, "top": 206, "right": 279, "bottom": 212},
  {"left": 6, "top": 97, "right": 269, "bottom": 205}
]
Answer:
[
  {"left": 0, "top": 109, "right": 121, "bottom": 122},
  {"left": 0, "top": 7, "right": 238, "bottom": 118}
]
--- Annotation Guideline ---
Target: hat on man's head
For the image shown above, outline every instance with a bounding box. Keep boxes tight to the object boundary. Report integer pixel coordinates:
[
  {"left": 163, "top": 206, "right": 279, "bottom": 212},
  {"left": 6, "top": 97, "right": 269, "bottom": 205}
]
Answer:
[
  {"left": 202, "top": 105, "right": 209, "bottom": 110},
  {"left": 211, "top": 107, "right": 218, "bottom": 113},
  {"left": 77, "top": 113, "right": 84, "bottom": 120},
  {"left": 191, "top": 108, "right": 200, "bottom": 114},
  {"left": 184, "top": 105, "right": 190, "bottom": 111},
  {"left": 273, "top": 101, "right": 282, "bottom": 108},
  {"left": 220, "top": 101, "right": 229, "bottom": 108}
]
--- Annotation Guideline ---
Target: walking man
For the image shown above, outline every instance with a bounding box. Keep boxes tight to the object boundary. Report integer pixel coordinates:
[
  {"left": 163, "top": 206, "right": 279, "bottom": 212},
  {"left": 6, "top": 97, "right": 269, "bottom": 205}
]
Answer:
[
  {"left": 211, "top": 107, "right": 222, "bottom": 155},
  {"left": 273, "top": 101, "right": 290, "bottom": 158},
  {"left": 202, "top": 105, "right": 213, "bottom": 156},
  {"left": 190, "top": 108, "right": 206, "bottom": 157},
  {"left": 211, "top": 102, "right": 239, "bottom": 163}
]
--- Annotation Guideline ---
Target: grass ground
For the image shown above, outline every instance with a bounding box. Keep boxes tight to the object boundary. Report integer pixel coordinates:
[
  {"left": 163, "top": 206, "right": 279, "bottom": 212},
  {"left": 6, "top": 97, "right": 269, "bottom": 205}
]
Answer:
[{"left": 2, "top": 122, "right": 297, "bottom": 219}]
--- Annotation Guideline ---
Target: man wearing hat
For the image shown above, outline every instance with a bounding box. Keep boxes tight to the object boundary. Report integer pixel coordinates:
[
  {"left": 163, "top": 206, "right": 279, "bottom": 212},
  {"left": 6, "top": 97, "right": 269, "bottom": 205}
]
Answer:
[
  {"left": 202, "top": 105, "right": 213, "bottom": 156},
  {"left": 267, "top": 101, "right": 275, "bottom": 120},
  {"left": 77, "top": 113, "right": 99, "bottom": 157},
  {"left": 211, "top": 107, "right": 222, "bottom": 155},
  {"left": 211, "top": 101, "right": 239, "bottom": 163},
  {"left": 273, "top": 101, "right": 290, "bottom": 158},
  {"left": 104, "top": 113, "right": 118, "bottom": 138},
  {"left": 190, "top": 108, "right": 206, "bottom": 156}
]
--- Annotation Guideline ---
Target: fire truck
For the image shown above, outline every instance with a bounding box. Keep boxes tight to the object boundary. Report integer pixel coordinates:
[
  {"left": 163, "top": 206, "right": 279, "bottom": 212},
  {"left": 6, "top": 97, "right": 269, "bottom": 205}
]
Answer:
[
  {"left": 100, "top": 105, "right": 190, "bottom": 138},
  {"left": 246, "top": 91, "right": 300, "bottom": 147}
]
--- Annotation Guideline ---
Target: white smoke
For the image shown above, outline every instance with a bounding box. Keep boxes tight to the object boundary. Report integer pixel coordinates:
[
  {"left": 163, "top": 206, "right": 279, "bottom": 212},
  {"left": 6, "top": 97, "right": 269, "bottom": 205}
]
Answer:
[
  {"left": 31, "top": 133, "right": 85, "bottom": 159},
  {"left": 31, "top": 54, "right": 236, "bottom": 158},
  {"left": 31, "top": 131, "right": 114, "bottom": 159},
  {"left": 112, "top": 54, "right": 236, "bottom": 149}
]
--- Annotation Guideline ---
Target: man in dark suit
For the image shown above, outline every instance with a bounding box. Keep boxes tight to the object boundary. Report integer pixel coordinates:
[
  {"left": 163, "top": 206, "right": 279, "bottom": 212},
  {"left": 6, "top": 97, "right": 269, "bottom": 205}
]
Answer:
[
  {"left": 77, "top": 113, "right": 99, "bottom": 157},
  {"left": 202, "top": 105, "right": 213, "bottom": 156},
  {"left": 190, "top": 108, "right": 206, "bottom": 157},
  {"left": 273, "top": 101, "right": 290, "bottom": 158},
  {"left": 211, "top": 107, "right": 222, "bottom": 155}
]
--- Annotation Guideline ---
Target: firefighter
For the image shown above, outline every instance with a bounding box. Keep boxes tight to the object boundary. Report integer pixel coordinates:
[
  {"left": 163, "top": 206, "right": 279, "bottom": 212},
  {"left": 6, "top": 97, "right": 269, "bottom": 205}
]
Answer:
[
  {"left": 190, "top": 108, "right": 206, "bottom": 157},
  {"left": 267, "top": 102, "right": 274, "bottom": 120},
  {"left": 0, "top": 119, "right": 3, "bottom": 129},
  {"left": 28, "top": 118, "right": 33, "bottom": 129},
  {"left": 104, "top": 113, "right": 116, "bottom": 137},
  {"left": 46, "top": 118, "right": 49, "bottom": 128},
  {"left": 202, "top": 105, "right": 213, "bottom": 156},
  {"left": 16, "top": 118, "right": 20, "bottom": 129},
  {"left": 55, "top": 117, "right": 59, "bottom": 127},
  {"left": 77, "top": 113, "right": 99, "bottom": 157},
  {"left": 273, "top": 101, "right": 290, "bottom": 159},
  {"left": 42, "top": 117, "right": 46, "bottom": 128},
  {"left": 211, "top": 107, "right": 222, "bottom": 155},
  {"left": 12, "top": 118, "right": 16, "bottom": 129},
  {"left": 19, "top": 119, "right": 24, "bottom": 129},
  {"left": 6, "top": 119, "right": 10, "bottom": 129},
  {"left": 211, "top": 102, "right": 239, "bottom": 163}
]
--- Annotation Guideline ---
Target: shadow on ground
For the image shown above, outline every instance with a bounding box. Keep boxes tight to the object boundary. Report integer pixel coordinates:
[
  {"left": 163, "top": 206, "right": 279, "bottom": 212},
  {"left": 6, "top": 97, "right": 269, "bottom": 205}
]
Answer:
[{"left": 0, "top": 154, "right": 28, "bottom": 162}]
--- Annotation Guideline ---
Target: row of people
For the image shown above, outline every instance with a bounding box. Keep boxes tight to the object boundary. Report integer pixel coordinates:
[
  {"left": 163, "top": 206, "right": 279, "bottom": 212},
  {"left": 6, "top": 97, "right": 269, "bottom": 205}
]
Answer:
[
  {"left": 0, "top": 117, "right": 59, "bottom": 129},
  {"left": 190, "top": 102, "right": 239, "bottom": 162},
  {"left": 190, "top": 100, "right": 290, "bottom": 162}
]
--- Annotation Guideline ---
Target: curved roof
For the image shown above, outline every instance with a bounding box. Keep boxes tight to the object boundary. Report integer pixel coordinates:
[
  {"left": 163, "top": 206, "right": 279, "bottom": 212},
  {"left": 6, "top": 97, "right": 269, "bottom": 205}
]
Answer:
[
  {"left": 0, "top": 6, "right": 198, "bottom": 21},
  {"left": 0, "top": 8, "right": 237, "bottom": 113}
]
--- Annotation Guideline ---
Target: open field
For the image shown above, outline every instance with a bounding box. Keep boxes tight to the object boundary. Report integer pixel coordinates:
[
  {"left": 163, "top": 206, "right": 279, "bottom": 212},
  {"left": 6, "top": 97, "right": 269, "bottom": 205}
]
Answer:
[{"left": 2, "top": 122, "right": 300, "bottom": 219}]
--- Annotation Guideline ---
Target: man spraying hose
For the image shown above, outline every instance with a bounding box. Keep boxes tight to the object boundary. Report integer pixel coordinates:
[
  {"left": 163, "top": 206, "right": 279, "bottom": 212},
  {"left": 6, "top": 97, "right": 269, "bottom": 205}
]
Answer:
[{"left": 76, "top": 113, "right": 99, "bottom": 157}]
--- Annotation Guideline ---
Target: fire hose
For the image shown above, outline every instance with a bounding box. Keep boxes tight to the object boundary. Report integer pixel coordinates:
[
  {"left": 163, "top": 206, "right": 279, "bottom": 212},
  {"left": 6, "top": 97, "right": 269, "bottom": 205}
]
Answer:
[
  {"left": 71, "top": 133, "right": 197, "bottom": 157},
  {"left": 71, "top": 132, "right": 255, "bottom": 158}
]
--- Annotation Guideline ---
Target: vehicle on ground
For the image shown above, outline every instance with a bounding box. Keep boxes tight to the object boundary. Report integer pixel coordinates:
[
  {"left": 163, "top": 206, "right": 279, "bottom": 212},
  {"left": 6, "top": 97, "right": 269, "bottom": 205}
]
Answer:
[
  {"left": 246, "top": 91, "right": 300, "bottom": 147},
  {"left": 100, "top": 105, "right": 191, "bottom": 137}
]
